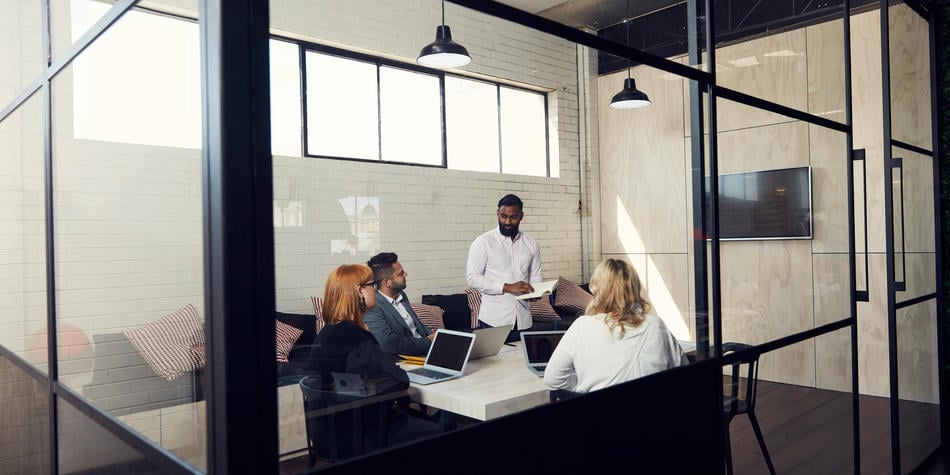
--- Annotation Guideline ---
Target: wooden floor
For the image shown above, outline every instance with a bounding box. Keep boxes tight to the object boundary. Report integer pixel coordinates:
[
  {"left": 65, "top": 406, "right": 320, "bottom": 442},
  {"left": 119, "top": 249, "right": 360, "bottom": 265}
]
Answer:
[
  {"left": 728, "top": 380, "right": 942, "bottom": 474},
  {"left": 281, "top": 380, "right": 943, "bottom": 474}
]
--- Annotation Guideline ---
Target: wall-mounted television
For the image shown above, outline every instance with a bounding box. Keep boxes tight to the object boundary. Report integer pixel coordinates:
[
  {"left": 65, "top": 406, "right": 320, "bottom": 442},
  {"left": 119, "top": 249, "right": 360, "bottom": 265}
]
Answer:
[{"left": 705, "top": 166, "right": 812, "bottom": 240}]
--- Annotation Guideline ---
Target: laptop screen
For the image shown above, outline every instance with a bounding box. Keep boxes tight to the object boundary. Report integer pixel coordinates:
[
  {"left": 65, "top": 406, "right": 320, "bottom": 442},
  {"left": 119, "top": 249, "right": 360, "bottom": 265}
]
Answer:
[
  {"left": 427, "top": 331, "right": 474, "bottom": 370},
  {"left": 522, "top": 332, "right": 565, "bottom": 365}
]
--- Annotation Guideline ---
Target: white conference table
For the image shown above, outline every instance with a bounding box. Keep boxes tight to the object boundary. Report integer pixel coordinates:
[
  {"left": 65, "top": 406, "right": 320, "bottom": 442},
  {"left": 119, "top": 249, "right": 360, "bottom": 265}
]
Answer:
[{"left": 402, "top": 341, "right": 550, "bottom": 421}]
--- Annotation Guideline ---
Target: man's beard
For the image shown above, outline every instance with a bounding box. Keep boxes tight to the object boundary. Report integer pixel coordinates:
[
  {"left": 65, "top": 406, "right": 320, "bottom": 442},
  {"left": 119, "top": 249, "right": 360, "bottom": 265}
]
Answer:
[
  {"left": 391, "top": 280, "right": 407, "bottom": 293},
  {"left": 498, "top": 222, "right": 519, "bottom": 237}
]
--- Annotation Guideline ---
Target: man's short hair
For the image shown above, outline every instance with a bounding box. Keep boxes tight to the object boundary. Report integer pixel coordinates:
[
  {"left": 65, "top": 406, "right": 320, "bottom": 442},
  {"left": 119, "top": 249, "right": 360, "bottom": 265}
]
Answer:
[
  {"left": 367, "top": 252, "right": 398, "bottom": 282},
  {"left": 497, "top": 193, "right": 524, "bottom": 210}
]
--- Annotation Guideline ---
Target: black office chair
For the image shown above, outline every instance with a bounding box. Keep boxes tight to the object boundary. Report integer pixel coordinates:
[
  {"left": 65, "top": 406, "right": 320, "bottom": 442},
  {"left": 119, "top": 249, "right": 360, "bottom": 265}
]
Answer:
[
  {"left": 299, "top": 375, "right": 390, "bottom": 468},
  {"left": 722, "top": 342, "right": 776, "bottom": 475}
]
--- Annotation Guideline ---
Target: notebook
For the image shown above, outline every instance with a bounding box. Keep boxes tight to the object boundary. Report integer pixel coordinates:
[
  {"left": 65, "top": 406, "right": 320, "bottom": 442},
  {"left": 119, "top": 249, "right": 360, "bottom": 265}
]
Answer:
[
  {"left": 469, "top": 324, "right": 514, "bottom": 360},
  {"left": 520, "top": 330, "right": 566, "bottom": 377},
  {"left": 406, "top": 329, "right": 477, "bottom": 385}
]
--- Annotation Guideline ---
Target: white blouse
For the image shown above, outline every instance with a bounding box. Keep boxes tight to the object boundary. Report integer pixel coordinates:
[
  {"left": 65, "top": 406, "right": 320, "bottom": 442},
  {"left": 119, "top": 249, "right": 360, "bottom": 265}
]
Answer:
[{"left": 543, "top": 313, "right": 688, "bottom": 393}]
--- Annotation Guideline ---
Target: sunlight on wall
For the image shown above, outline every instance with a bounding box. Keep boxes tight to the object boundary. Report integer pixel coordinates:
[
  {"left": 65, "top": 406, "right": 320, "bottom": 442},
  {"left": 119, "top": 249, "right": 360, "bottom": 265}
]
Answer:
[
  {"left": 615, "top": 195, "right": 644, "bottom": 252},
  {"left": 615, "top": 196, "right": 690, "bottom": 341},
  {"left": 646, "top": 255, "right": 691, "bottom": 341}
]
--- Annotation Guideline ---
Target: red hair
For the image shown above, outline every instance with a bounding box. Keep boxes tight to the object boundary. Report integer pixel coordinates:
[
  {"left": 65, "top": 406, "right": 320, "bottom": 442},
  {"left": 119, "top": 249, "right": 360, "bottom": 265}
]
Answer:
[{"left": 322, "top": 264, "right": 373, "bottom": 330}]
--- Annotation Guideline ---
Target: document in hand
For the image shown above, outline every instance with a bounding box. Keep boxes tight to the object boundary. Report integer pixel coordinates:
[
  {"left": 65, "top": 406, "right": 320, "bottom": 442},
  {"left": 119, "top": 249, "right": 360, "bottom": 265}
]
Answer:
[{"left": 514, "top": 279, "right": 558, "bottom": 300}]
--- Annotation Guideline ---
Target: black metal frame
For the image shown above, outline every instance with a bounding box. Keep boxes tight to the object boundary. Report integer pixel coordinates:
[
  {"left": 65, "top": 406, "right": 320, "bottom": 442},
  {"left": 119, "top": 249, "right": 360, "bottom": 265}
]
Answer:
[
  {"left": 199, "top": 0, "right": 277, "bottom": 473},
  {"left": 880, "top": 1, "right": 943, "bottom": 472}
]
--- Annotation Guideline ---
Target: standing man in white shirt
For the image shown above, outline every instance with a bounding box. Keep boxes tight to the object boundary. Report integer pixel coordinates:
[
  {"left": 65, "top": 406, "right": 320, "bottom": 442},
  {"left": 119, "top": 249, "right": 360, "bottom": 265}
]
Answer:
[{"left": 466, "top": 194, "right": 543, "bottom": 339}]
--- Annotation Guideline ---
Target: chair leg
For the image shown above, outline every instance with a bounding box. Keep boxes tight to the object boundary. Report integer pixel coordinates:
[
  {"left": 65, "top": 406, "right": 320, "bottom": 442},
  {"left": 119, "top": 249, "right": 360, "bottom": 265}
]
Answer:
[
  {"left": 747, "top": 410, "right": 776, "bottom": 475},
  {"left": 724, "top": 424, "right": 734, "bottom": 475}
]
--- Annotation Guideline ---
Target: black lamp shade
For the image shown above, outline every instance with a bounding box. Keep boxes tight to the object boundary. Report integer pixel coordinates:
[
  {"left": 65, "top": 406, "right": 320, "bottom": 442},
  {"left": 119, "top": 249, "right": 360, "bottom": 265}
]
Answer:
[
  {"left": 417, "top": 25, "right": 471, "bottom": 68},
  {"left": 609, "top": 77, "right": 651, "bottom": 109}
]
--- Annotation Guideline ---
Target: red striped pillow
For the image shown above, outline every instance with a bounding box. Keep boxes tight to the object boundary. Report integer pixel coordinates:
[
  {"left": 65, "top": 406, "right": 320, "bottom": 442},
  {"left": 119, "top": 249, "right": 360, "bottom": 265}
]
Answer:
[
  {"left": 530, "top": 297, "right": 561, "bottom": 322},
  {"left": 311, "top": 296, "right": 325, "bottom": 333},
  {"left": 465, "top": 288, "right": 482, "bottom": 329},
  {"left": 553, "top": 276, "right": 593, "bottom": 317},
  {"left": 275, "top": 319, "right": 303, "bottom": 363},
  {"left": 124, "top": 304, "right": 206, "bottom": 381},
  {"left": 410, "top": 303, "right": 445, "bottom": 330}
]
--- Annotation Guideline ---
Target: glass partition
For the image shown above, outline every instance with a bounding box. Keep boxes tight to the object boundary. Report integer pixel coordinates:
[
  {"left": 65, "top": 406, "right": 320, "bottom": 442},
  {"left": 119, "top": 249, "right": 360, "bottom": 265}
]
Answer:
[
  {"left": 887, "top": 3, "right": 938, "bottom": 472},
  {"left": 0, "top": 0, "right": 43, "bottom": 108},
  {"left": 272, "top": 0, "right": 587, "bottom": 466},
  {"left": 0, "top": 92, "right": 48, "bottom": 372},
  {"left": 50, "top": 4, "right": 206, "bottom": 471},
  {"left": 887, "top": 2, "right": 932, "bottom": 151},
  {"left": 729, "top": 331, "right": 854, "bottom": 473},
  {"left": 896, "top": 300, "right": 940, "bottom": 473},
  {"left": 0, "top": 355, "right": 51, "bottom": 473},
  {"left": 715, "top": 98, "right": 850, "bottom": 353}
]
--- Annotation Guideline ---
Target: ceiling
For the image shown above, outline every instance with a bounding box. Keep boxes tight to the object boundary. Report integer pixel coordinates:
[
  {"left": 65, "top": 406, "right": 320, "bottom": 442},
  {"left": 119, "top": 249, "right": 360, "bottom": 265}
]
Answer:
[{"left": 497, "top": 0, "right": 684, "bottom": 31}]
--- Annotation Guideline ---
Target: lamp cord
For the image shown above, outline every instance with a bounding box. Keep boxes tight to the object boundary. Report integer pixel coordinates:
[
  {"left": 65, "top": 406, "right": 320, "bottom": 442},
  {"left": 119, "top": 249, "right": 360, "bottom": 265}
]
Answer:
[
  {"left": 625, "top": 0, "right": 631, "bottom": 79},
  {"left": 441, "top": 0, "right": 445, "bottom": 26}
]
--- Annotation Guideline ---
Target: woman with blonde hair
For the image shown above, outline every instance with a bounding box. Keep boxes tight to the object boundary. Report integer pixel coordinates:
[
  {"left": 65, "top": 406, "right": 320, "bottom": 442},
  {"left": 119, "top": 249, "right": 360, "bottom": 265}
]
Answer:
[
  {"left": 305, "top": 264, "right": 441, "bottom": 460},
  {"left": 543, "top": 258, "right": 687, "bottom": 393}
]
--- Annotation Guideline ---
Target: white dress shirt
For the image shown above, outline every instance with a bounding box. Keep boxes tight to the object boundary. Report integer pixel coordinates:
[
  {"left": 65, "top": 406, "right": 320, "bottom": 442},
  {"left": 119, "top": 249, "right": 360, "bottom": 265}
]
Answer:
[
  {"left": 543, "top": 313, "right": 688, "bottom": 393},
  {"left": 387, "top": 292, "right": 420, "bottom": 338},
  {"left": 466, "top": 228, "right": 542, "bottom": 329}
]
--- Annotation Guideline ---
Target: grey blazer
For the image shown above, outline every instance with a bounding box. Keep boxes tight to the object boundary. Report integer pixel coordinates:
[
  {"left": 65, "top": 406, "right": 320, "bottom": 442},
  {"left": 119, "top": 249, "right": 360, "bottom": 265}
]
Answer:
[{"left": 364, "top": 291, "right": 431, "bottom": 356}]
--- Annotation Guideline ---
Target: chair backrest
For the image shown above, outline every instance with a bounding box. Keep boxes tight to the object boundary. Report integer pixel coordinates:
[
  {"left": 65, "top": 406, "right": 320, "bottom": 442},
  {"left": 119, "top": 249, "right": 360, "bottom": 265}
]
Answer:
[
  {"left": 722, "top": 342, "right": 760, "bottom": 417},
  {"left": 299, "top": 374, "right": 391, "bottom": 464}
]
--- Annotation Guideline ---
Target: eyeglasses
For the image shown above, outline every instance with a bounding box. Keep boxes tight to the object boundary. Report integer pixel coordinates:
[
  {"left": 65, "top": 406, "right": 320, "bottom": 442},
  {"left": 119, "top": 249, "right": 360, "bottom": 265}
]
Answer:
[{"left": 359, "top": 281, "right": 376, "bottom": 288}]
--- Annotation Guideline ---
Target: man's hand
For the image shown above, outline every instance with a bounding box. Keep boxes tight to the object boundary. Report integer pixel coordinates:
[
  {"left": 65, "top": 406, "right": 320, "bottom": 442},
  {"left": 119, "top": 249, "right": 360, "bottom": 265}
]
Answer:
[
  {"left": 427, "top": 329, "right": 437, "bottom": 342},
  {"left": 503, "top": 281, "right": 535, "bottom": 295}
]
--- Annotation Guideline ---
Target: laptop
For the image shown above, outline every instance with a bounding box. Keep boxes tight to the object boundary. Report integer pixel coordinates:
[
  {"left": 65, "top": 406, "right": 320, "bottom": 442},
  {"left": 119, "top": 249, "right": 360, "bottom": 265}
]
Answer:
[
  {"left": 469, "top": 324, "right": 514, "bottom": 360},
  {"left": 406, "top": 329, "right": 477, "bottom": 385},
  {"left": 520, "top": 330, "right": 566, "bottom": 377}
]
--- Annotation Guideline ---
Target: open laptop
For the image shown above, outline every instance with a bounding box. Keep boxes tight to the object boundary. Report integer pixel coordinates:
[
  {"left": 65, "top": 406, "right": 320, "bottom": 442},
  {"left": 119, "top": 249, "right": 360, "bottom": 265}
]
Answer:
[
  {"left": 520, "top": 330, "right": 566, "bottom": 377},
  {"left": 406, "top": 329, "right": 477, "bottom": 385},
  {"left": 469, "top": 324, "right": 514, "bottom": 360}
]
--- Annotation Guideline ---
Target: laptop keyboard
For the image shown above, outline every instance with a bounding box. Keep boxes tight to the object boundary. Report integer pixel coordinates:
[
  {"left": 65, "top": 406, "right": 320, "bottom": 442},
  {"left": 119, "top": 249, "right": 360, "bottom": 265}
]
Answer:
[{"left": 410, "top": 368, "right": 451, "bottom": 380}]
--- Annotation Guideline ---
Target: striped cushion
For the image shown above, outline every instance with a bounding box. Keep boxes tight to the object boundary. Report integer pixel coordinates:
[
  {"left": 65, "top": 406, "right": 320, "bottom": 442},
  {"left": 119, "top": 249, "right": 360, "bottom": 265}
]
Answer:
[
  {"left": 124, "top": 304, "right": 206, "bottom": 381},
  {"left": 465, "top": 288, "right": 482, "bottom": 329},
  {"left": 310, "top": 296, "right": 325, "bottom": 333},
  {"left": 410, "top": 303, "right": 445, "bottom": 330},
  {"left": 553, "top": 276, "right": 593, "bottom": 318},
  {"left": 530, "top": 297, "right": 561, "bottom": 322},
  {"left": 275, "top": 319, "right": 303, "bottom": 363}
]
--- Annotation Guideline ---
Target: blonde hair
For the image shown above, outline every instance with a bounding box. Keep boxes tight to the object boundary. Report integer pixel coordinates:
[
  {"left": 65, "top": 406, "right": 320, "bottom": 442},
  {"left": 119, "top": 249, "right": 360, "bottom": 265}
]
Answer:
[
  {"left": 322, "top": 264, "right": 373, "bottom": 330},
  {"left": 586, "top": 258, "right": 653, "bottom": 335}
]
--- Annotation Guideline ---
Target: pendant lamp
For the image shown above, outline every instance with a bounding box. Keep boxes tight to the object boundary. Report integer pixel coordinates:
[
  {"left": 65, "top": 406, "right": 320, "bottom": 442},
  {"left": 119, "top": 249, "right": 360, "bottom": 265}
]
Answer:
[
  {"left": 417, "top": 0, "right": 471, "bottom": 68},
  {"left": 609, "top": 6, "right": 651, "bottom": 109},
  {"left": 609, "top": 76, "right": 651, "bottom": 109}
]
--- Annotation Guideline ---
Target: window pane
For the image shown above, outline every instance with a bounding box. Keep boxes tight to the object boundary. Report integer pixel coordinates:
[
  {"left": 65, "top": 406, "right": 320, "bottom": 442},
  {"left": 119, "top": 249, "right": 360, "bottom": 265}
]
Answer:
[
  {"left": 379, "top": 67, "right": 442, "bottom": 166},
  {"left": 305, "top": 51, "right": 378, "bottom": 160},
  {"left": 445, "top": 77, "right": 499, "bottom": 172},
  {"left": 270, "top": 39, "right": 302, "bottom": 158},
  {"left": 68, "top": 4, "right": 202, "bottom": 149},
  {"left": 500, "top": 87, "right": 547, "bottom": 176}
]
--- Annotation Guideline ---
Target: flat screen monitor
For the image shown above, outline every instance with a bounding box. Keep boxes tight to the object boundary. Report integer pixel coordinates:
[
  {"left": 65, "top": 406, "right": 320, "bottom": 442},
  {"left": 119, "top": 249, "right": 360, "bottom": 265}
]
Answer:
[{"left": 705, "top": 166, "right": 812, "bottom": 240}]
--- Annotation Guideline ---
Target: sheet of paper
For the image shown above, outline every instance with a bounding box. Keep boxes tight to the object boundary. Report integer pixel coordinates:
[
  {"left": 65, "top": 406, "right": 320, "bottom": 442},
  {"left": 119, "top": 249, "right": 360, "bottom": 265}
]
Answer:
[{"left": 514, "top": 279, "right": 558, "bottom": 300}]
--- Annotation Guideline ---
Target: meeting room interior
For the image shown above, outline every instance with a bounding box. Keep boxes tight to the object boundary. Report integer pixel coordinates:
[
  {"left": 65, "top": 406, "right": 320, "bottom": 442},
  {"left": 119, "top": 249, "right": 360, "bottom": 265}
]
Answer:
[{"left": 0, "top": 0, "right": 946, "bottom": 474}]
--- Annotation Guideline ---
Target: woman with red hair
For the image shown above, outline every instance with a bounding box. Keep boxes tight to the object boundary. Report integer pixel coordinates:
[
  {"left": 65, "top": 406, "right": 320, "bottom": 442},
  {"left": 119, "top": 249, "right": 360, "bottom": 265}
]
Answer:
[{"left": 305, "top": 264, "right": 441, "bottom": 461}]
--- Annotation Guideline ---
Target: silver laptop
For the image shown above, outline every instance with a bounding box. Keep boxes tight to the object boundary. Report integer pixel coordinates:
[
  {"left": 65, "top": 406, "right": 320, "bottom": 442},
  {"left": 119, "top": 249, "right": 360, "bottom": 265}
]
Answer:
[
  {"left": 469, "top": 324, "right": 514, "bottom": 360},
  {"left": 406, "top": 329, "right": 477, "bottom": 385},
  {"left": 520, "top": 330, "right": 566, "bottom": 377}
]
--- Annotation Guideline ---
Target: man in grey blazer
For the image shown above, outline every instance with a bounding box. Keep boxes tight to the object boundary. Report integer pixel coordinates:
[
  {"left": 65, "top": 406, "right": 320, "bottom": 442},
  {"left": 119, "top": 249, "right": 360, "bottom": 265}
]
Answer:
[{"left": 365, "top": 252, "right": 436, "bottom": 356}]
